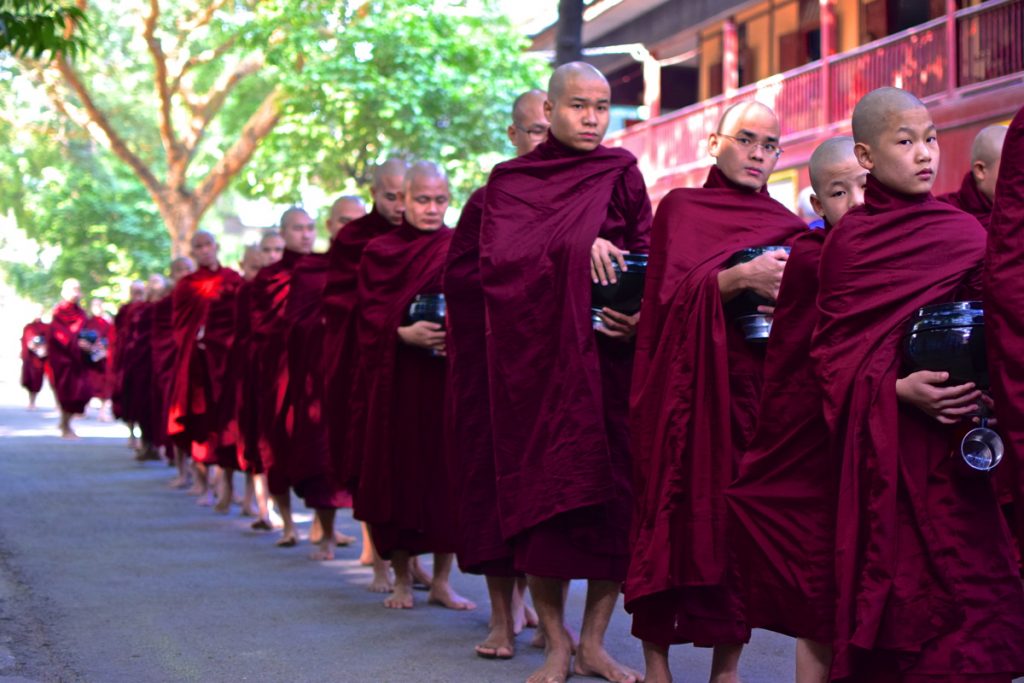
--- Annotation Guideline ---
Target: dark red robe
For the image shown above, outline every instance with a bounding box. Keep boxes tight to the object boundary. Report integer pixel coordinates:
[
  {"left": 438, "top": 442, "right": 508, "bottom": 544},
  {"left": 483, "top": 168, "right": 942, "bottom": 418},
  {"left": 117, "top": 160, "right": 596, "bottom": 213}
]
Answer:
[
  {"left": 725, "top": 227, "right": 835, "bottom": 642},
  {"left": 479, "top": 135, "right": 652, "bottom": 581},
  {"left": 20, "top": 319, "right": 48, "bottom": 393},
  {"left": 120, "top": 302, "right": 157, "bottom": 440},
  {"left": 82, "top": 315, "right": 113, "bottom": 400},
  {"left": 48, "top": 301, "right": 93, "bottom": 414},
  {"left": 350, "top": 222, "right": 454, "bottom": 558},
  {"left": 232, "top": 281, "right": 260, "bottom": 473},
  {"left": 111, "top": 301, "right": 144, "bottom": 419},
  {"left": 150, "top": 295, "right": 177, "bottom": 449},
  {"left": 985, "top": 103, "right": 1024, "bottom": 575},
  {"left": 251, "top": 249, "right": 302, "bottom": 494},
  {"left": 812, "top": 174, "right": 1024, "bottom": 680},
  {"left": 166, "top": 265, "right": 243, "bottom": 463},
  {"left": 322, "top": 208, "right": 397, "bottom": 490},
  {"left": 625, "top": 166, "right": 805, "bottom": 647},
  {"left": 939, "top": 170, "right": 993, "bottom": 229}
]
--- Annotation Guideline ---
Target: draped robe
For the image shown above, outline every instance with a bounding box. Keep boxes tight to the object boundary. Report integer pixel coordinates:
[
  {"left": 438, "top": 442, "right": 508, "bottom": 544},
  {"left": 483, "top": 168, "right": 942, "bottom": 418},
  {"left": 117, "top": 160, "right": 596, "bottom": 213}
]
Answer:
[
  {"left": 150, "top": 295, "right": 177, "bottom": 449},
  {"left": 82, "top": 315, "right": 113, "bottom": 400},
  {"left": 111, "top": 301, "right": 144, "bottom": 419},
  {"left": 725, "top": 227, "right": 835, "bottom": 642},
  {"left": 479, "top": 135, "right": 652, "bottom": 581},
  {"left": 811, "top": 174, "right": 1024, "bottom": 680},
  {"left": 350, "top": 222, "right": 454, "bottom": 558},
  {"left": 20, "top": 319, "right": 48, "bottom": 393},
  {"left": 48, "top": 301, "right": 93, "bottom": 414},
  {"left": 938, "top": 170, "right": 992, "bottom": 229},
  {"left": 625, "top": 166, "right": 805, "bottom": 646},
  {"left": 232, "top": 281, "right": 261, "bottom": 473},
  {"left": 120, "top": 302, "right": 157, "bottom": 441}
]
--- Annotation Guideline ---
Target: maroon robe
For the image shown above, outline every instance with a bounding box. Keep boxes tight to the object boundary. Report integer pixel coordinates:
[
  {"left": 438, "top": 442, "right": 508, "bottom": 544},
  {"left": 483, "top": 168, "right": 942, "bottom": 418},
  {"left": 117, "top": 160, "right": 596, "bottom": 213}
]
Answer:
[
  {"left": 479, "top": 135, "right": 652, "bottom": 581},
  {"left": 150, "top": 295, "right": 177, "bottom": 449},
  {"left": 283, "top": 253, "right": 350, "bottom": 508},
  {"left": 120, "top": 302, "right": 157, "bottom": 441},
  {"left": 231, "top": 281, "right": 261, "bottom": 473},
  {"left": 166, "top": 265, "right": 243, "bottom": 463},
  {"left": 985, "top": 104, "right": 1024, "bottom": 574},
  {"left": 111, "top": 301, "right": 144, "bottom": 419},
  {"left": 48, "top": 301, "right": 93, "bottom": 414},
  {"left": 812, "top": 174, "right": 1024, "bottom": 680},
  {"left": 939, "top": 170, "right": 993, "bottom": 229},
  {"left": 322, "top": 208, "right": 397, "bottom": 490},
  {"left": 251, "top": 249, "right": 302, "bottom": 494},
  {"left": 350, "top": 222, "right": 455, "bottom": 558},
  {"left": 725, "top": 227, "right": 835, "bottom": 642},
  {"left": 625, "top": 166, "right": 805, "bottom": 646},
  {"left": 20, "top": 319, "right": 48, "bottom": 393},
  {"left": 82, "top": 315, "right": 113, "bottom": 400}
]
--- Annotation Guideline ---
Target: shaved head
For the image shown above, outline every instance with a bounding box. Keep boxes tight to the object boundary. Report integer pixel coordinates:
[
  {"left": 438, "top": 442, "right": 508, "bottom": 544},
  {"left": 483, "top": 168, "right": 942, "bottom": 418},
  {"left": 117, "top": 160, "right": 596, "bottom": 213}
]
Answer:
[
  {"left": 716, "top": 100, "right": 780, "bottom": 136},
  {"left": 259, "top": 231, "right": 285, "bottom": 266},
  {"left": 240, "top": 244, "right": 262, "bottom": 280},
  {"left": 851, "top": 87, "right": 927, "bottom": 147},
  {"left": 404, "top": 161, "right": 450, "bottom": 232},
  {"left": 405, "top": 160, "right": 448, "bottom": 189},
  {"left": 326, "top": 195, "right": 367, "bottom": 237},
  {"left": 373, "top": 159, "right": 409, "bottom": 190},
  {"left": 513, "top": 89, "right": 547, "bottom": 127},
  {"left": 548, "top": 61, "right": 608, "bottom": 104},
  {"left": 190, "top": 229, "right": 219, "bottom": 268},
  {"left": 371, "top": 158, "right": 408, "bottom": 225},
  {"left": 170, "top": 256, "right": 196, "bottom": 285},
  {"left": 128, "top": 279, "right": 145, "bottom": 303},
  {"left": 708, "top": 100, "right": 781, "bottom": 190},
  {"left": 190, "top": 229, "right": 216, "bottom": 246},
  {"left": 971, "top": 124, "right": 1007, "bottom": 165},
  {"left": 809, "top": 136, "right": 857, "bottom": 194},
  {"left": 509, "top": 89, "right": 550, "bottom": 156}
]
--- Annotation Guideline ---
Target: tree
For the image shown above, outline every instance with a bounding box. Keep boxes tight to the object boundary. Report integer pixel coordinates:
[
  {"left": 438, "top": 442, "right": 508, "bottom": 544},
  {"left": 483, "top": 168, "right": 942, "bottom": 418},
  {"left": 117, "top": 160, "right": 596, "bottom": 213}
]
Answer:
[
  {"left": 555, "top": 0, "right": 584, "bottom": 66},
  {"left": 20, "top": 0, "right": 546, "bottom": 257},
  {"left": 0, "top": 0, "right": 88, "bottom": 59}
]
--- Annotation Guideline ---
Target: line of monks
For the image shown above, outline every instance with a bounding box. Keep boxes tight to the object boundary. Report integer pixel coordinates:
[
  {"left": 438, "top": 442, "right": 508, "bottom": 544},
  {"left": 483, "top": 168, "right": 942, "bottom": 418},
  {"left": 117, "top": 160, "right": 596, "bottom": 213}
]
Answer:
[{"left": 23, "top": 62, "right": 1024, "bottom": 683}]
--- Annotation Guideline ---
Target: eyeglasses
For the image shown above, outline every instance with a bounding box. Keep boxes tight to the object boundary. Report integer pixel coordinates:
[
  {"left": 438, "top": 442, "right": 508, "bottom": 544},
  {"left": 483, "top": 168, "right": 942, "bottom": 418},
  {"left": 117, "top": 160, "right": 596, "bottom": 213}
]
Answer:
[
  {"left": 515, "top": 124, "right": 550, "bottom": 138},
  {"left": 718, "top": 133, "right": 783, "bottom": 158}
]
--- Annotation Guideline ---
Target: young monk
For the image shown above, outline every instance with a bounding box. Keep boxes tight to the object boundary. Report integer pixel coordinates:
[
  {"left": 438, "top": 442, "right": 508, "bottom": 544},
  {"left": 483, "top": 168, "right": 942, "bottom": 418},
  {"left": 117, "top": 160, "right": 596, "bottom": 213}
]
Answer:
[
  {"left": 444, "top": 88, "right": 547, "bottom": 660},
  {"left": 725, "top": 137, "right": 865, "bottom": 683},
  {"left": 350, "top": 161, "right": 473, "bottom": 612},
  {"left": 20, "top": 315, "right": 49, "bottom": 410},
  {"left": 322, "top": 159, "right": 407, "bottom": 591},
  {"left": 938, "top": 123, "right": 1007, "bottom": 229},
  {"left": 167, "top": 231, "right": 244, "bottom": 506},
  {"left": 48, "top": 279, "right": 94, "bottom": 439},
  {"left": 811, "top": 87, "right": 1024, "bottom": 681},
  {"left": 479, "top": 62, "right": 652, "bottom": 683},
  {"left": 625, "top": 100, "right": 806, "bottom": 683},
  {"left": 325, "top": 195, "right": 367, "bottom": 238}
]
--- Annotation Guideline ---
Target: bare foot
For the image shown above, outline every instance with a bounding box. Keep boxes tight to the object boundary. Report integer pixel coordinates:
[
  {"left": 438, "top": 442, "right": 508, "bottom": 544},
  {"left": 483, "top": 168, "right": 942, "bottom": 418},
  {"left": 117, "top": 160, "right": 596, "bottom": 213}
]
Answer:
[
  {"left": 60, "top": 428, "right": 78, "bottom": 440},
  {"left": 427, "top": 582, "right": 476, "bottom": 610},
  {"left": 275, "top": 531, "right": 298, "bottom": 547},
  {"left": 240, "top": 506, "right": 256, "bottom": 518},
  {"left": 531, "top": 627, "right": 579, "bottom": 653},
  {"left": 367, "top": 570, "right": 394, "bottom": 593},
  {"left": 528, "top": 634, "right": 572, "bottom": 683},
  {"left": 128, "top": 436, "right": 138, "bottom": 450},
  {"left": 384, "top": 583, "right": 414, "bottom": 609},
  {"left": 188, "top": 482, "right": 205, "bottom": 496},
  {"left": 410, "top": 558, "right": 433, "bottom": 589},
  {"left": 514, "top": 603, "right": 540, "bottom": 635},
  {"left": 359, "top": 551, "right": 374, "bottom": 566},
  {"left": 213, "top": 497, "right": 230, "bottom": 514},
  {"left": 250, "top": 518, "right": 272, "bottom": 531},
  {"left": 475, "top": 624, "right": 515, "bottom": 659},
  {"left": 309, "top": 545, "right": 335, "bottom": 561},
  {"left": 167, "top": 476, "right": 189, "bottom": 489},
  {"left": 334, "top": 531, "right": 356, "bottom": 546},
  {"left": 574, "top": 642, "right": 641, "bottom": 683},
  {"left": 196, "top": 491, "right": 215, "bottom": 507}
]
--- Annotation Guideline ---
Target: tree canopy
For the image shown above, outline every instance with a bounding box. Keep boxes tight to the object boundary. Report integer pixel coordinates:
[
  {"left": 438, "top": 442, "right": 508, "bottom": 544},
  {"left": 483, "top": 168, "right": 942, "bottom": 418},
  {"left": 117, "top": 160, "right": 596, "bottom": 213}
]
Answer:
[{"left": 0, "top": 0, "right": 88, "bottom": 59}]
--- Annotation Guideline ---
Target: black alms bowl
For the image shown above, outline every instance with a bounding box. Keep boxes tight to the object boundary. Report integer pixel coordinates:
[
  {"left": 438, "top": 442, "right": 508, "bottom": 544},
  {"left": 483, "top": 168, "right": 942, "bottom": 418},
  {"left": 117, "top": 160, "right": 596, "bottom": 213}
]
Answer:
[
  {"left": 591, "top": 253, "right": 648, "bottom": 320},
  {"left": 904, "top": 300, "right": 987, "bottom": 389},
  {"left": 406, "top": 293, "right": 447, "bottom": 328},
  {"left": 724, "top": 245, "right": 791, "bottom": 342}
]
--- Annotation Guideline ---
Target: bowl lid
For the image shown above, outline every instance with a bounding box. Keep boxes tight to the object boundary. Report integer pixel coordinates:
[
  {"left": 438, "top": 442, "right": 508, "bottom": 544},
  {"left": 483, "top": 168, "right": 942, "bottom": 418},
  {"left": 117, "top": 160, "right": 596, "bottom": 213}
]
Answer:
[{"left": 906, "top": 300, "right": 983, "bottom": 334}]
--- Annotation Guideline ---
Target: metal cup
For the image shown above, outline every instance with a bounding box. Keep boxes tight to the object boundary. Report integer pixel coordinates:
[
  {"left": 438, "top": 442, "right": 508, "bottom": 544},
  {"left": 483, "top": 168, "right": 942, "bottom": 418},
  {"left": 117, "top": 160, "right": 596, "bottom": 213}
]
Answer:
[{"left": 960, "top": 418, "right": 1004, "bottom": 472}]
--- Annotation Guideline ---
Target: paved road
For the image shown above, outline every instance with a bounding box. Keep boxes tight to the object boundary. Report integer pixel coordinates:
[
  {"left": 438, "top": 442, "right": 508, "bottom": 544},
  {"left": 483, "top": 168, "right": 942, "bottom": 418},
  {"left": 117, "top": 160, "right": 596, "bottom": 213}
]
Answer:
[{"left": 0, "top": 377, "right": 796, "bottom": 683}]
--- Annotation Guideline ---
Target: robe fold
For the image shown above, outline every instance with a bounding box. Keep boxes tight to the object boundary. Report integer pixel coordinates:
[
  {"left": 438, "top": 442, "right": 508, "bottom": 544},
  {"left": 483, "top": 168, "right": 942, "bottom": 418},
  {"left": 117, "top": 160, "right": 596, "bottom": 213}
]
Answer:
[
  {"left": 166, "top": 265, "right": 243, "bottom": 463},
  {"left": 120, "top": 303, "right": 157, "bottom": 441},
  {"left": 445, "top": 187, "right": 515, "bottom": 575},
  {"left": 48, "top": 301, "right": 93, "bottom": 414},
  {"left": 20, "top": 319, "right": 48, "bottom": 393},
  {"left": 150, "top": 295, "right": 177, "bottom": 449},
  {"left": 625, "top": 165, "right": 805, "bottom": 646},
  {"left": 812, "top": 174, "right": 1024, "bottom": 680},
  {"left": 479, "top": 135, "right": 652, "bottom": 581},
  {"left": 985, "top": 104, "right": 1024, "bottom": 574},
  {"left": 111, "top": 301, "right": 144, "bottom": 419},
  {"left": 322, "top": 209, "right": 396, "bottom": 490},
  {"left": 284, "top": 253, "right": 350, "bottom": 508},
  {"left": 251, "top": 249, "right": 303, "bottom": 495},
  {"left": 350, "top": 222, "right": 455, "bottom": 558},
  {"left": 725, "top": 227, "right": 836, "bottom": 642},
  {"left": 939, "top": 170, "right": 993, "bottom": 229},
  {"left": 82, "top": 315, "right": 113, "bottom": 401},
  {"left": 232, "top": 281, "right": 261, "bottom": 473}
]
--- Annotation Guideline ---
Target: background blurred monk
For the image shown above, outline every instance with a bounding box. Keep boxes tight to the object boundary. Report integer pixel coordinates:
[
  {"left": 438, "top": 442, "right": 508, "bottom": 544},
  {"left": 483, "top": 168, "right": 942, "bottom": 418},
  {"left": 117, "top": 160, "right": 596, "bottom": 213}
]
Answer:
[
  {"left": 20, "top": 314, "right": 49, "bottom": 410},
  {"left": 159, "top": 257, "right": 197, "bottom": 485},
  {"left": 939, "top": 123, "right": 1007, "bottom": 229},
  {"left": 112, "top": 281, "right": 146, "bottom": 445},
  {"left": 121, "top": 276, "right": 166, "bottom": 461},
  {"left": 445, "top": 89, "right": 548, "bottom": 660},
  {"left": 83, "top": 298, "right": 113, "bottom": 421},
  {"left": 626, "top": 100, "right": 805, "bottom": 683},
  {"left": 325, "top": 195, "right": 367, "bottom": 238},
  {"left": 48, "top": 279, "right": 94, "bottom": 438},
  {"left": 812, "top": 87, "right": 1024, "bottom": 681},
  {"left": 726, "top": 136, "right": 865, "bottom": 683},
  {"left": 479, "top": 63, "right": 652, "bottom": 683}
]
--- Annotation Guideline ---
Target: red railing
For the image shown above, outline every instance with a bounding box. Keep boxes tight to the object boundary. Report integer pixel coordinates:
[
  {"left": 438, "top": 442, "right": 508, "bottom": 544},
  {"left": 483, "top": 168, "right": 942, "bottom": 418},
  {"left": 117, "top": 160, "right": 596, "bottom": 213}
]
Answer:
[{"left": 607, "top": 0, "right": 1022, "bottom": 184}]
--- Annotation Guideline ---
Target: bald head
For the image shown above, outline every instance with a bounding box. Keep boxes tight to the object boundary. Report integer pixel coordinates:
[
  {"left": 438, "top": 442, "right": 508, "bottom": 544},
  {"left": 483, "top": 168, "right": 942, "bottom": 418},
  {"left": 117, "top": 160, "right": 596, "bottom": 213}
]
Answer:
[
  {"left": 259, "top": 231, "right": 285, "bottom": 266},
  {"left": 545, "top": 62, "right": 611, "bottom": 152},
  {"left": 61, "top": 278, "right": 82, "bottom": 303},
  {"left": 851, "top": 87, "right": 937, "bottom": 195},
  {"left": 809, "top": 136, "right": 858, "bottom": 194},
  {"left": 190, "top": 229, "right": 219, "bottom": 269},
  {"left": 716, "top": 101, "right": 780, "bottom": 137},
  {"left": 279, "top": 207, "right": 315, "bottom": 254},
  {"left": 851, "top": 87, "right": 927, "bottom": 147},
  {"left": 970, "top": 124, "right": 1008, "bottom": 201},
  {"left": 145, "top": 274, "right": 167, "bottom": 301},
  {"left": 371, "top": 158, "right": 408, "bottom": 226},
  {"left": 239, "top": 244, "right": 262, "bottom": 281},
  {"left": 708, "top": 100, "right": 782, "bottom": 191},
  {"left": 509, "top": 89, "right": 549, "bottom": 156},
  {"left": 548, "top": 62, "right": 607, "bottom": 103},
  {"left": 326, "top": 195, "right": 367, "bottom": 237},
  {"left": 170, "top": 256, "right": 195, "bottom": 285},
  {"left": 404, "top": 161, "right": 450, "bottom": 232},
  {"left": 128, "top": 279, "right": 145, "bottom": 303},
  {"left": 808, "top": 136, "right": 867, "bottom": 227}
]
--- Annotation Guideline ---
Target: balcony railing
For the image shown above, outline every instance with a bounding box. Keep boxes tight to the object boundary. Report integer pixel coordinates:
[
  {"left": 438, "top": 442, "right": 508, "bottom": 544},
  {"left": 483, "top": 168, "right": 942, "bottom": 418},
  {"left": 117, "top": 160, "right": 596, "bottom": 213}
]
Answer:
[{"left": 608, "top": 0, "right": 1023, "bottom": 185}]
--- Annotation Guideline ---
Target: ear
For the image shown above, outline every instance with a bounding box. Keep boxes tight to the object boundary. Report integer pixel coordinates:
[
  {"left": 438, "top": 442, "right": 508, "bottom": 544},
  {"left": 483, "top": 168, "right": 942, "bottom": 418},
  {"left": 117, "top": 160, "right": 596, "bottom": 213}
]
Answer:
[
  {"left": 507, "top": 124, "right": 517, "bottom": 146},
  {"left": 971, "top": 159, "right": 987, "bottom": 184},
  {"left": 543, "top": 99, "right": 553, "bottom": 120},
  {"left": 809, "top": 192, "right": 826, "bottom": 218},
  {"left": 708, "top": 132, "right": 721, "bottom": 159},
  {"left": 854, "top": 141, "right": 874, "bottom": 171}
]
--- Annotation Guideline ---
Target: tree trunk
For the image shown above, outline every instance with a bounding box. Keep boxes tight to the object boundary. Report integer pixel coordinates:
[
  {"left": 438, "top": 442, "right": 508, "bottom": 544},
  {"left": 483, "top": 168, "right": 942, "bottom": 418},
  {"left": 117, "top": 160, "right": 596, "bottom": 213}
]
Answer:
[
  {"left": 154, "top": 192, "right": 201, "bottom": 259},
  {"left": 556, "top": 0, "right": 584, "bottom": 66}
]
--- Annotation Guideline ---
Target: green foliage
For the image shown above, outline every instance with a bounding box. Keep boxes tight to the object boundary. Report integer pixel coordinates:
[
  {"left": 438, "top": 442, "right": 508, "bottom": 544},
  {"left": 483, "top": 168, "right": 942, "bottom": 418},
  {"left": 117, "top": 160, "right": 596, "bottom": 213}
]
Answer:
[{"left": 0, "top": 0, "right": 88, "bottom": 59}]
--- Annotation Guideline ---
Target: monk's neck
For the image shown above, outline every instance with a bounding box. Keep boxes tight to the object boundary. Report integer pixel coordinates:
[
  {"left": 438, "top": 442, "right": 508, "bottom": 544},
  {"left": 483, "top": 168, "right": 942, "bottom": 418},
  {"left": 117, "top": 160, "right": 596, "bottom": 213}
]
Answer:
[
  {"left": 540, "top": 134, "right": 599, "bottom": 158},
  {"left": 703, "top": 165, "right": 767, "bottom": 195},
  {"left": 864, "top": 173, "right": 931, "bottom": 213}
]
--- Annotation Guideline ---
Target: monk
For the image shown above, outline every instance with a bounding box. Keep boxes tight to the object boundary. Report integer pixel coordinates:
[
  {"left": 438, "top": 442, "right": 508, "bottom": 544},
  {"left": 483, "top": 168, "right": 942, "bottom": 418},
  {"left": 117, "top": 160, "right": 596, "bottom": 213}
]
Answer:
[
  {"left": 625, "top": 100, "right": 805, "bottom": 683},
  {"left": 986, "top": 105, "right": 1024, "bottom": 574},
  {"left": 158, "top": 257, "right": 197, "bottom": 485},
  {"left": 350, "top": 161, "right": 473, "bottom": 613},
  {"left": 252, "top": 208, "right": 315, "bottom": 546},
  {"left": 325, "top": 195, "right": 367, "bottom": 238},
  {"left": 939, "top": 123, "right": 1007, "bottom": 229},
  {"left": 48, "top": 279, "right": 94, "bottom": 438},
  {"left": 167, "top": 231, "right": 244, "bottom": 506},
  {"left": 445, "top": 89, "right": 549, "bottom": 660},
  {"left": 811, "top": 87, "right": 1024, "bottom": 681},
  {"left": 725, "top": 137, "right": 865, "bottom": 683},
  {"left": 322, "top": 159, "right": 407, "bottom": 590},
  {"left": 82, "top": 298, "right": 114, "bottom": 421},
  {"left": 479, "top": 63, "right": 652, "bottom": 683},
  {"left": 20, "top": 315, "right": 49, "bottom": 410},
  {"left": 122, "top": 276, "right": 166, "bottom": 461},
  {"left": 111, "top": 280, "right": 146, "bottom": 444}
]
